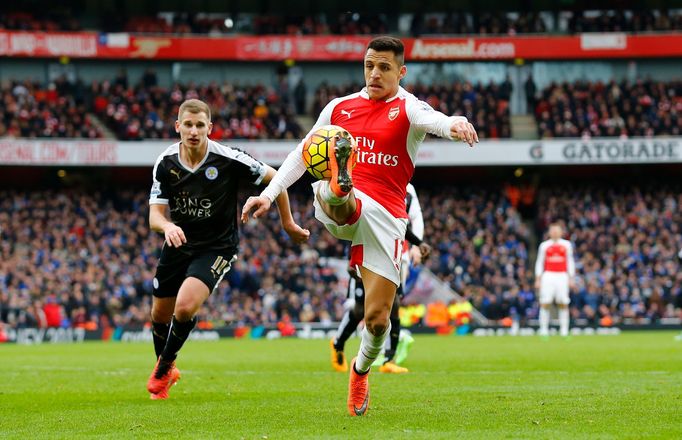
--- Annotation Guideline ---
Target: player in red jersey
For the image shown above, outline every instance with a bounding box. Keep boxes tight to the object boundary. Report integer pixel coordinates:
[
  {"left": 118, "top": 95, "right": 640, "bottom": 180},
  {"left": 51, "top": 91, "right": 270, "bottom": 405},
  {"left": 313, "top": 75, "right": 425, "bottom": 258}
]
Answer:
[
  {"left": 241, "top": 36, "right": 478, "bottom": 416},
  {"left": 535, "top": 223, "right": 576, "bottom": 338}
]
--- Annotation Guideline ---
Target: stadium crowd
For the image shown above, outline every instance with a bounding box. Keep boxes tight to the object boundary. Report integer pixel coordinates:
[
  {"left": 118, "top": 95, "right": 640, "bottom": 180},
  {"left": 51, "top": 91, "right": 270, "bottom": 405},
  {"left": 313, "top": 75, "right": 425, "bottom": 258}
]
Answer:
[
  {"left": 0, "top": 74, "right": 301, "bottom": 141},
  {"left": 536, "top": 184, "right": 682, "bottom": 324},
  {"left": 1, "top": 183, "right": 680, "bottom": 332},
  {"left": 1, "top": 75, "right": 511, "bottom": 141},
  {"left": 4, "top": 10, "right": 681, "bottom": 36},
  {"left": 92, "top": 72, "right": 302, "bottom": 141},
  {"left": 0, "top": 188, "right": 345, "bottom": 331},
  {"left": 0, "top": 78, "right": 103, "bottom": 139},
  {"left": 534, "top": 79, "right": 682, "bottom": 138}
]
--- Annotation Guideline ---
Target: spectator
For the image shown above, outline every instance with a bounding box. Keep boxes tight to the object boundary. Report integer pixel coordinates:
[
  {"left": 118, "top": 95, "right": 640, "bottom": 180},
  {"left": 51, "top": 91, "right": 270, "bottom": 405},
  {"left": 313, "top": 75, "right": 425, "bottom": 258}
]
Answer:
[{"left": 535, "top": 79, "right": 681, "bottom": 138}]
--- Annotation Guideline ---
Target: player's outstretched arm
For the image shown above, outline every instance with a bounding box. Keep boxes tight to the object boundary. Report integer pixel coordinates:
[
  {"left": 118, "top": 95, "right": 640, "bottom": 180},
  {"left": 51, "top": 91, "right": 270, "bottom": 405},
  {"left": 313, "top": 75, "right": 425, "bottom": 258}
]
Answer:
[
  {"left": 406, "top": 97, "right": 479, "bottom": 147},
  {"left": 149, "top": 204, "right": 186, "bottom": 248}
]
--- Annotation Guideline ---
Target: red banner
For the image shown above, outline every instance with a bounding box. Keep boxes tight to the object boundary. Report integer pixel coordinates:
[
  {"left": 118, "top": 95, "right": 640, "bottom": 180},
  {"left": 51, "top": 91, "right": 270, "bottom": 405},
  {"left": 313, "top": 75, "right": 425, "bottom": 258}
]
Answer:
[{"left": 1, "top": 31, "right": 681, "bottom": 61}]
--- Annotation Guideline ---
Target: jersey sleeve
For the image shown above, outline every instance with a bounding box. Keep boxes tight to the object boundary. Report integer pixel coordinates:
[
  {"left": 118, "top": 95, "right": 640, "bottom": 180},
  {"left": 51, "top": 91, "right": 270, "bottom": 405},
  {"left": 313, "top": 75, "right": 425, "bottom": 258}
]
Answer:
[
  {"left": 535, "top": 241, "right": 546, "bottom": 277},
  {"left": 229, "top": 148, "right": 267, "bottom": 185},
  {"left": 260, "top": 99, "right": 337, "bottom": 203},
  {"left": 406, "top": 184, "right": 424, "bottom": 240},
  {"left": 405, "top": 96, "right": 467, "bottom": 141},
  {"left": 149, "top": 156, "right": 169, "bottom": 205}
]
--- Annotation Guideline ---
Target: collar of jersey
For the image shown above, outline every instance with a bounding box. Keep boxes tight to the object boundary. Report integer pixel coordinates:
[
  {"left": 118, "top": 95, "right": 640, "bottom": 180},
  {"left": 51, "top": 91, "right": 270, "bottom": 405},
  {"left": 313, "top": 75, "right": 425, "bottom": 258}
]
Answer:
[
  {"left": 359, "top": 86, "right": 406, "bottom": 103},
  {"left": 177, "top": 140, "right": 211, "bottom": 173}
]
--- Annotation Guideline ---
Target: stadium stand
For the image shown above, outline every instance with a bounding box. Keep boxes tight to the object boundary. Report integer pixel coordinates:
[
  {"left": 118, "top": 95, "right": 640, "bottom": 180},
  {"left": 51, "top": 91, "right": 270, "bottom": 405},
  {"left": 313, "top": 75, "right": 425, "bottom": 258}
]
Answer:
[
  {"left": 2, "top": 184, "right": 680, "bottom": 330},
  {"left": 534, "top": 79, "right": 682, "bottom": 138},
  {"left": 0, "top": 11, "right": 82, "bottom": 32},
  {"left": 4, "top": 10, "right": 681, "bottom": 36},
  {"left": 0, "top": 78, "right": 104, "bottom": 139},
  {"left": 536, "top": 183, "right": 682, "bottom": 325},
  {"left": 93, "top": 78, "right": 302, "bottom": 141},
  {"left": 0, "top": 75, "right": 301, "bottom": 141}
]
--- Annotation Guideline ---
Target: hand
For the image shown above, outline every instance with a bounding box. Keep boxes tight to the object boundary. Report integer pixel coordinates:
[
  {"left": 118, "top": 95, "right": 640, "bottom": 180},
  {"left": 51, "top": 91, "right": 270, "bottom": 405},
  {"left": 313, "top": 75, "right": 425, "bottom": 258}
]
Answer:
[
  {"left": 450, "top": 118, "right": 479, "bottom": 147},
  {"left": 419, "top": 243, "right": 432, "bottom": 262},
  {"left": 534, "top": 278, "right": 541, "bottom": 290},
  {"left": 163, "top": 224, "right": 186, "bottom": 248},
  {"left": 241, "top": 196, "right": 271, "bottom": 223},
  {"left": 409, "top": 245, "right": 422, "bottom": 265},
  {"left": 283, "top": 221, "right": 311, "bottom": 244},
  {"left": 569, "top": 278, "right": 577, "bottom": 291}
]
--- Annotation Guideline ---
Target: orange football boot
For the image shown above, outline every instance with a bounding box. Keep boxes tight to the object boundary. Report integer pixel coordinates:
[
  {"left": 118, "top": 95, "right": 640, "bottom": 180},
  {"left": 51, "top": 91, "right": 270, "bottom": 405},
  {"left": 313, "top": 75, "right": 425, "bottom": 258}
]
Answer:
[
  {"left": 150, "top": 364, "right": 181, "bottom": 400},
  {"left": 347, "top": 357, "right": 370, "bottom": 416},
  {"left": 147, "top": 357, "right": 176, "bottom": 395},
  {"left": 330, "top": 339, "right": 348, "bottom": 372},
  {"left": 328, "top": 130, "right": 357, "bottom": 197},
  {"left": 378, "top": 361, "right": 408, "bottom": 374}
]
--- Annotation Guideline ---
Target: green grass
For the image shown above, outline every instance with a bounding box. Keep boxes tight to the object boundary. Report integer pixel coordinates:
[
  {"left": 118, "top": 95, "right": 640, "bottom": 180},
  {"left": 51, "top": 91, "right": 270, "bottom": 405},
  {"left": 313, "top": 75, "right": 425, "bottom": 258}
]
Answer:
[{"left": 1, "top": 332, "right": 681, "bottom": 439}]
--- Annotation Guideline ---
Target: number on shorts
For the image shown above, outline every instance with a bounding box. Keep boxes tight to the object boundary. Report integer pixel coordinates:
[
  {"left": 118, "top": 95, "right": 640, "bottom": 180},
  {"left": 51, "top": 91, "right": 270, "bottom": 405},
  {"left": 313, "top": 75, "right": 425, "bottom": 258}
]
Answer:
[{"left": 211, "top": 256, "right": 230, "bottom": 275}]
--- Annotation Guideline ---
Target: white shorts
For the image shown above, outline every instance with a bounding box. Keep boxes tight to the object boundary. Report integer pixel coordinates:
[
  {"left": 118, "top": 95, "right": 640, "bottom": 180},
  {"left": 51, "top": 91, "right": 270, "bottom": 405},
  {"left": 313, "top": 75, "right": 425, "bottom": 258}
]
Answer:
[
  {"left": 539, "top": 272, "right": 570, "bottom": 305},
  {"left": 312, "top": 182, "right": 408, "bottom": 287}
]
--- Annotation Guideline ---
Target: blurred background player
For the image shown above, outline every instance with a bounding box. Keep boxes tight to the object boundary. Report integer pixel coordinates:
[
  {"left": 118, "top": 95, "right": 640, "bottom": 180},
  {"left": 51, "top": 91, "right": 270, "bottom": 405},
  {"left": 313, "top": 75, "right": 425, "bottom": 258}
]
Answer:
[
  {"left": 146, "top": 99, "right": 309, "bottom": 400},
  {"left": 534, "top": 223, "right": 575, "bottom": 338},
  {"left": 242, "top": 36, "right": 478, "bottom": 416},
  {"left": 330, "top": 183, "right": 430, "bottom": 374}
]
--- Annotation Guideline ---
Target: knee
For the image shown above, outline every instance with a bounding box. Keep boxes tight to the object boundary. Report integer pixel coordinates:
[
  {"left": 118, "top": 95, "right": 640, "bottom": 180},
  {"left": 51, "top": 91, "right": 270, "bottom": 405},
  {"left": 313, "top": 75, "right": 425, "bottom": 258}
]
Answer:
[
  {"left": 174, "top": 300, "right": 196, "bottom": 322},
  {"left": 364, "top": 308, "right": 390, "bottom": 336},
  {"left": 151, "top": 304, "right": 171, "bottom": 324}
]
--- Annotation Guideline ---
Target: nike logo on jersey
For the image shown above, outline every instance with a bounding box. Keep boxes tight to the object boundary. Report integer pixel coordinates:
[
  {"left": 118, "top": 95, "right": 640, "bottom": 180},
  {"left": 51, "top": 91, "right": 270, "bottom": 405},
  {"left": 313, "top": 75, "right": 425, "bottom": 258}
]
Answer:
[
  {"left": 353, "top": 393, "right": 369, "bottom": 416},
  {"left": 341, "top": 109, "right": 355, "bottom": 119}
]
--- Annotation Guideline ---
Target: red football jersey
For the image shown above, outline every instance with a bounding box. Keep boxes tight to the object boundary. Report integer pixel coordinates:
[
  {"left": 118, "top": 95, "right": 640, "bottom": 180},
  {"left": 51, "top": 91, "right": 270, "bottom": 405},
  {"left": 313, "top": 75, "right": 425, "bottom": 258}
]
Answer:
[
  {"left": 535, "top": 239, "right": 575, "bottom": 276},
  {"left": 261, "top": 87, "right": 465, "bottom": 218},
  {"left": 313, "top": 87, "right": 461, "bottom": 218}
]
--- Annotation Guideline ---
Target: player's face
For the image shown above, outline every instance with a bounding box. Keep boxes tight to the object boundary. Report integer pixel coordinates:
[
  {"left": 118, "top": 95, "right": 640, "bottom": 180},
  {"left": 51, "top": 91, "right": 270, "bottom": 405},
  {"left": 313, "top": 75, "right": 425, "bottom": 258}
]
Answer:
[
  {"left": 176, "top": 111, "right": 212, "bottom": 151},
  {"left": 549, "top": 225, "right": 563, "bottom": 240},
  {"left": 364, "top": 49, "right": 406, "bottom": 101}
]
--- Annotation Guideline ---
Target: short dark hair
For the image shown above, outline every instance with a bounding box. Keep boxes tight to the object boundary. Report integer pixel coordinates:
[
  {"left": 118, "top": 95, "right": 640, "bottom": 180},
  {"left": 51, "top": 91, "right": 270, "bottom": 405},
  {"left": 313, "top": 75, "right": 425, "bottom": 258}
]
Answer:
[{"left": 367, "top": 36, "right": 405, "bottom": 65}]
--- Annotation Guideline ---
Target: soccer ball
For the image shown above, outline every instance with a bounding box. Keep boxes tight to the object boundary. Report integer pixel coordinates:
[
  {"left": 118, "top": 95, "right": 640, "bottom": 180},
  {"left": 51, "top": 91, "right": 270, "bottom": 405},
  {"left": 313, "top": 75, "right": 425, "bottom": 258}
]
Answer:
[{"left": 302, "top": 125, "right": 354, "bottom": 180}]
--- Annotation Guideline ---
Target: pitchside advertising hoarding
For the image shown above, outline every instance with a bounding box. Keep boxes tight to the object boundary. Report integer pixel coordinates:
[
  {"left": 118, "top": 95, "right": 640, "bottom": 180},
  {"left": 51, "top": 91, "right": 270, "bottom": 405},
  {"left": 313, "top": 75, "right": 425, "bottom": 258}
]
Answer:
[
  {"left": 0, "top": 138, "right": 679, "bottom": 166},
  {"left": 1, "top": 31, "right": 682, "bottom": 60},
  {"left": 0, "top": 324, "right": 627, "bottom": 344}
]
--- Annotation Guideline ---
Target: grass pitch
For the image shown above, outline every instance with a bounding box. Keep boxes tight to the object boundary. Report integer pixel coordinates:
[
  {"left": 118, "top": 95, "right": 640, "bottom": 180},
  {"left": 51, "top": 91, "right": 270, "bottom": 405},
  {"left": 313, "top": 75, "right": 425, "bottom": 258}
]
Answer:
[{"left": 1, "top": 332, "right": 680, "bottom": 439}]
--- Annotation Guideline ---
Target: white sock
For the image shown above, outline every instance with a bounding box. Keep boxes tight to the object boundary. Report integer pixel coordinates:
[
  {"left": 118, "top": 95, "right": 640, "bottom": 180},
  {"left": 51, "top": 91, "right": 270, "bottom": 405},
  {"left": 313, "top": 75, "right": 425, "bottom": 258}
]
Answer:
[
  {"left": 559, "top": 307, "right": 570, "bottom": 337},
  {"left": 539, "top": 307, "right": 550, "bottom": 336},
  {"left": 355, "top": 324, "right": 390, "bottom": 373},
  {"left": 319, "top": 181, "right": 349, "bottom": 206}
]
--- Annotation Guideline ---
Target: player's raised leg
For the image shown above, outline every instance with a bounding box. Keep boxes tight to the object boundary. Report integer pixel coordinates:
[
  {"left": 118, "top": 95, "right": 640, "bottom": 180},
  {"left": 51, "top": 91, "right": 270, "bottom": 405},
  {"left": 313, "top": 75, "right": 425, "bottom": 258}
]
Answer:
[
  {"left": 348, "top": 267, "right": 396, "bottom": 416},
  {"left": 328, "top": 130, "right": 357, "bottom": 197},
  {"left": 316, "top": 131, "right": 358, "bottom": 223}
]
